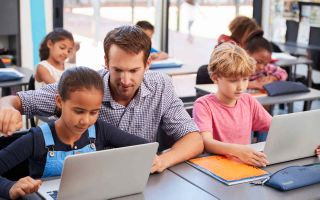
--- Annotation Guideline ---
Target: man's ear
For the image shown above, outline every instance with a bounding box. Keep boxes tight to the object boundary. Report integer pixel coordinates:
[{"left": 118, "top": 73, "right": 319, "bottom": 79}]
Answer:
[
  {"left": 145, "top": 56, "right": 152, "bottom": 71},
  {"left": 104, "top": 54, "right": 109, "bottom": 70}
]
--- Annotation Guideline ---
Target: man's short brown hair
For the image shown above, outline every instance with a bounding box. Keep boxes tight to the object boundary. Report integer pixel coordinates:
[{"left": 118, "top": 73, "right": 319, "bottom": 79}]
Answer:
[{"left": 103, "top": 25, "right": 151, "bottom": 65}]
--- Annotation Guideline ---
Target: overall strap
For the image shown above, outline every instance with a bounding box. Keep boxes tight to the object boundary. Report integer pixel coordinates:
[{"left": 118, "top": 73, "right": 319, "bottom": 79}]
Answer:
[
  {"left": 39, "top": 123, "right": 55, "bottom": 147},
  {"left": 88, "top": 124, "right": 96, "bottom": 139}
]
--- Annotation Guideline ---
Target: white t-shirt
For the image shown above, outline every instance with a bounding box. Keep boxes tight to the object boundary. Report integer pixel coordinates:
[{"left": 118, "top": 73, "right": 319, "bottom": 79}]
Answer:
[{"left": 35, "top": 60, "right": 73, "bottom": 90}]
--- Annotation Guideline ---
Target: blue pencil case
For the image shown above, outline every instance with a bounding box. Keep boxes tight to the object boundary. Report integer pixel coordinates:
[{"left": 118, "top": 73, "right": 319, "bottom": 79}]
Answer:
[
  {"left": 265, "top": 164, "right": 320, "bottom": 191},
  {"left": 263, "top": 81, "right": 310, "bottom": 96}
]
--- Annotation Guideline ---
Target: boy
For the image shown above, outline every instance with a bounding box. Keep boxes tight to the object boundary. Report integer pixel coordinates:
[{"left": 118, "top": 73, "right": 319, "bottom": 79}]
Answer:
[
  {"left": 136, "top": 20, "right": 169, "bottom": 61},
  {"left": 193, "top": 42, "right": 272, "bottom": 167}
]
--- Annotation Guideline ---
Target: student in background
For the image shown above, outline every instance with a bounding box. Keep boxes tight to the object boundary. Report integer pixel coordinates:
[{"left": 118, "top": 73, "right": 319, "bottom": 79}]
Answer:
[
  {"left": 0, "top": 67, "right": 148, "bottom": 199},
  {"left": 193, "top": 43, "right": 272, "bottom": 167},
  {"left": 245, "top": 30, "right": 288, "bottom": 90},
  {"left": 217, "top": 16, "right": 260, "bottom": 48},
  {"left": 136, "top": 20, "right": 169, "bottom": 61},
  {"left": 35, "top": 28, "right": 75, "bottom": 90}
]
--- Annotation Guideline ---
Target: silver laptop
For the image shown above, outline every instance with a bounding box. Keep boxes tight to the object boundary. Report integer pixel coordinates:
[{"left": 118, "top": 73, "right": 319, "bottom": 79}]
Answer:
[
  {"left": 250, "top": 109, "right": 320, "bottom": 165},
  {"left": 38, "top": 142, "right": 158, "bottom": 200}
]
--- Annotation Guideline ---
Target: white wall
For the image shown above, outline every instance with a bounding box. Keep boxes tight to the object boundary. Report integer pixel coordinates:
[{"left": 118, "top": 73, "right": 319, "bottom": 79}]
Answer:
[{"left": 20, "top": 0, "right": 53, "bottom": 70}]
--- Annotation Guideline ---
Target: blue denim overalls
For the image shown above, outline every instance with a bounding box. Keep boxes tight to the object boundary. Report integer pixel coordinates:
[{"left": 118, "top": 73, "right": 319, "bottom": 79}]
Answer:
[{"left": 39, "top": 123, "right": 96, "bottom": 178}]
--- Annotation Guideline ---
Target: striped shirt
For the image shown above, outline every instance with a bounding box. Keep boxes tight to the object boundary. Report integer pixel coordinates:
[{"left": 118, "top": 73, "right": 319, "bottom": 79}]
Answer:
[{"left": 18, "top": 69, "right": 198, "bottom": 142}]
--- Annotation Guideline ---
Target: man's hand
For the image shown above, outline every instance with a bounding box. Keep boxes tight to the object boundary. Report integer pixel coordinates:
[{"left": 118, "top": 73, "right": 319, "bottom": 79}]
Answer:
[
  {"left": 0, "top": 107, "right": 22, "bottom": 136},
  {"left": 9, "top": 176, "right": 42, "bottom": 200},
  {"left": 151, "top": 155, "right": 167, "bottom": 173},
  {"left": 233, "top": 145, "right": 268, "bottom": 167}
]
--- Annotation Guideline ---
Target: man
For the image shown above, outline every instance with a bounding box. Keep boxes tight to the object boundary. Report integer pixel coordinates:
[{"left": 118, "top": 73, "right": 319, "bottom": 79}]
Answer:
[
  {"left": 0, "top": 25, "right": 203, "bottom": 173},
  {"left": 136, "top": 20, "right": 169, "bottom": 61}
]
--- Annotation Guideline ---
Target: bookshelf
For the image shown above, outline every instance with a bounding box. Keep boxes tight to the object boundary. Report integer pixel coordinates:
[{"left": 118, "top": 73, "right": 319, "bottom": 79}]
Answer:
[{"left": 0, "top": 0, "right": 20, "bottom": 66}]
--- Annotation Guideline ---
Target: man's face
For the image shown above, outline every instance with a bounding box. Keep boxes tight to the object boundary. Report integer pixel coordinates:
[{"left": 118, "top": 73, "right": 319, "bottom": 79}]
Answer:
[{"left": 105, "top": 45, "right": 150, "bottom": 106}]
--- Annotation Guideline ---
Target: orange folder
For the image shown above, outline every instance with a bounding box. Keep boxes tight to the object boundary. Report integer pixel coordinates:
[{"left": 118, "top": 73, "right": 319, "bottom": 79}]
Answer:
[{"left": 188, "top": 155, "right": 269, "bottom": 185}]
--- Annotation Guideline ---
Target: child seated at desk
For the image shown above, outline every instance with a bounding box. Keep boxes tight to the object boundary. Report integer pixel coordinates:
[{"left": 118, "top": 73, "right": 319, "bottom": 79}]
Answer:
[
  {"left": 0, "top": 67, "right": 148, "bottom": 199},
  {"left": 136, "top": 20, "right": 169, "bottom": 61},
  {"left": 193, "top": 42, "right": 272, "bottom": 167},
  {"left": 245, "top": 30, "right": 288, "bottom": 90}
]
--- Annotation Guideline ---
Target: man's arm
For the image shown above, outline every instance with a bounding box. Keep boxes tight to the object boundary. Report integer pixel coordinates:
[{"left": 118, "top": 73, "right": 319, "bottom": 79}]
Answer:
[
  {"left": 151, "top": 131, "right": 203, "bottom": 173},
  {"left": 0, "top": 95, "right": 23, "bottom": 135}
]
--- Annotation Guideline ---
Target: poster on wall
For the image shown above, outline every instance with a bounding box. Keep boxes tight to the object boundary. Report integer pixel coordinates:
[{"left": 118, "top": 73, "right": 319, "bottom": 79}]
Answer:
[{"left": 283, "top": 0, "right": 299, "bottom": 21}]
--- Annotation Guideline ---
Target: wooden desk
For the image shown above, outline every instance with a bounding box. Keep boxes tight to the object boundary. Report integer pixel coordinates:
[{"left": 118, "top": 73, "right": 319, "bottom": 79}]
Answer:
[
  {"left": 12, "top": 170, "right": 217, "bottom": 200},
  {"left": 195, "top": 84, "right": 320, "bottom": 111},
  {"left": 0, "top": 67, "right": 33, "bottom": 96},
  {"left": 169, "top": 157, "right": 320, "bottom": 200}
]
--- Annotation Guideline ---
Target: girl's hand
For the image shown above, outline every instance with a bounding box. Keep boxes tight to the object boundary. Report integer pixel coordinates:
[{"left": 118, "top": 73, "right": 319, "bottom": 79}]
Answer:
[
  {"left": 9, "top": 176, "right": 42, "bottom": 200},
  {"left": 233, "top": 145, "right": 268, "bottom": 167}
]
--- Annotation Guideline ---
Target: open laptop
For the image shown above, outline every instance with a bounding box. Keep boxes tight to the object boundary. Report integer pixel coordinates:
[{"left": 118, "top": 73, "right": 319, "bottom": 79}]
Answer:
[
  {"left": 38, "top": 142, "right": 158, "bottom": 200},
  {"left": 250, "top": 109, "right": 320, "bottom": 165}
]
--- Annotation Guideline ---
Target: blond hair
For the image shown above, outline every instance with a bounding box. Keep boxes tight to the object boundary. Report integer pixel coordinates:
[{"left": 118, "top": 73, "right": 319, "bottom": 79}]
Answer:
[{"left": 208, "top": 42, "right": 256, "bottom": 78}]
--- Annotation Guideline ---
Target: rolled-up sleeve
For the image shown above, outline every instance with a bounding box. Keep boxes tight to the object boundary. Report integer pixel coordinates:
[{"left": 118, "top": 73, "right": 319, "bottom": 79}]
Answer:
[
  {"left": 160, "top": 75, "right": 199, "bottom": 141},
  {"left": 17, "top": 83, "right": 58, "bottom": 117}
]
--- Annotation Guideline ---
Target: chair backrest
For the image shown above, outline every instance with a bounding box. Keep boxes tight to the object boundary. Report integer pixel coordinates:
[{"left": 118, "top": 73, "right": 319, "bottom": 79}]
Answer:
[
  {"left": 196, "top": 65, "right": 213, "bottom": 85},
  {"left": 28, "top": 75, "right": 35, "bottom": 90},
  {"left": 285, "top": 20, "right": 299, "bottom": 43},
  {"left": 0, "top": 130, "right": 30, "bottom": 180},
  {"left": 309, "top": 27, "right": 320, "bottom": 46}
]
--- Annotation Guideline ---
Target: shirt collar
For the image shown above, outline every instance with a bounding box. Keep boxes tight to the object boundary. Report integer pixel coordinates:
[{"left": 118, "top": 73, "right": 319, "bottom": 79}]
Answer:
[{"left": 102, "top": 72, "right": 151, "bottom": 107}]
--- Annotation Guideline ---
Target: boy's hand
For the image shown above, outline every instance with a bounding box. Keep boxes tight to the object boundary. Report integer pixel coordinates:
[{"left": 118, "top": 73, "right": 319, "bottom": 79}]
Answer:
[
  {"left": 315, "top": 145, "right": 320, "bottom": 155},
  {"left": 9, "top": 176, "right": 42, "bottom": 200},
  {"left": 234, "top": 145, "right": 268, "bottom": 167},
  {"left": 0, "top": 107, "right": 22, "bottom": 136},
  {"left": 151, "top": 155, "right": 167, "bottom": 173}
]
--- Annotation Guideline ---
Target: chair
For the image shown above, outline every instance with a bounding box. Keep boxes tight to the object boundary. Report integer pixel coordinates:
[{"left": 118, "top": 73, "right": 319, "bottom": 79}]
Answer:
[
  {"left": 0, "top": 130, "right": 30, "bottom": 180},
  {"left": 196, "top": 65, "right": 213, "bottom": 85},
  {"left": 27, "top": 75, "right": 37, "bottom": 127},
  {"left": 285, "top": 20, "right": 299, "bottom": 44},
  {"left": 195, "top": 65, "right": 213, "bottom": 98}
]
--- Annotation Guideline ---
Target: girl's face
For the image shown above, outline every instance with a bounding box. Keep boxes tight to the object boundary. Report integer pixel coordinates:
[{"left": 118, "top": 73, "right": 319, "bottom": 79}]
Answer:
[
  {"left": 250, "top": 49, "right": 272, "bottom": 71},
  {"left": 56, "top": 88, "right": 103, "bottom": 136},
  {"left": 48, "top": 38, "right": 74, "bottom": 64},
  {"left": 213, "top": 75, "right": 249, "bottom": 106}
]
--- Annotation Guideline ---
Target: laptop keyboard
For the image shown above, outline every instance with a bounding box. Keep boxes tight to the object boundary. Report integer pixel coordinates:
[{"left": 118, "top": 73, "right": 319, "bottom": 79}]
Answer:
[{"left": 47, "top": 190, "right": 58, "bottom": 200}]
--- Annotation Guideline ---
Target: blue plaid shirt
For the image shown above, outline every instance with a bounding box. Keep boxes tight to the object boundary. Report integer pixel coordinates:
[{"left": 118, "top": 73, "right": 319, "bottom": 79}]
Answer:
[{"left": 18, "top": 70, "right": 198, "bottom": 142}]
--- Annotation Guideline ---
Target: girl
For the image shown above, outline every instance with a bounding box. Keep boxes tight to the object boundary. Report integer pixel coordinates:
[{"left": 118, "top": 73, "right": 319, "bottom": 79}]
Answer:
[
  {"left": 35, "top": 28, "right": 75, "bottom": 89},
  {"left": 193, "top": 43, "right": 272, "bottom": 167},
  {"left": 245, "top": 30, "right": 288, "bottom": 90},
  {"left": 0, "top": 67, "right": 148, "bottom": 199}
]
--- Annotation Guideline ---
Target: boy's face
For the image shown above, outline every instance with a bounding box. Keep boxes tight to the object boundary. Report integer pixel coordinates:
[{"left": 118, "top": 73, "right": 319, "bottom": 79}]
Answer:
[
  {"left": 213, "top": 75, "right": 249, "bottom": 106},
  {"left": 105, "top": 44, "right": 150, "bottom": 106},
  {"left": 250, "top": 49, "right": 272, "bottom": 71}
]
